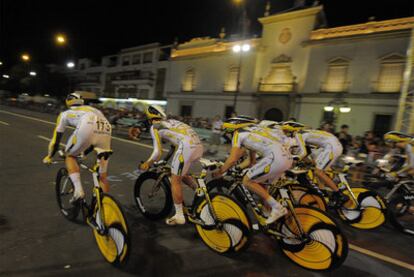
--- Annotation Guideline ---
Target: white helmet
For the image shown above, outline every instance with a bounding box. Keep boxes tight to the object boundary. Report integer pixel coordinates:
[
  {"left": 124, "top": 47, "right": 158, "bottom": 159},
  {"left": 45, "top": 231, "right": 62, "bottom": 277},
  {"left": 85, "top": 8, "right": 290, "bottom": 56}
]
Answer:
[
  {"left": 259, "top": 120, "right": 280, "bottom": 128},
  {"left": 65, "top": 92, "right": 84, "bottom": 107}
]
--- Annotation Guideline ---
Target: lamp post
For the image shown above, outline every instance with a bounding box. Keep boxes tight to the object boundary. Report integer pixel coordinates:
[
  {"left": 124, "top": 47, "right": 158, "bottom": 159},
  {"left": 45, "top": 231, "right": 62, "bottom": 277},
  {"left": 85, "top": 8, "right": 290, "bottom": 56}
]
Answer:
[
  {"left": 323, "top": 100, "right": 351, "bottom": 126},
  {"left": 231, "top": 0, "right": 249, "bottom": 115}
]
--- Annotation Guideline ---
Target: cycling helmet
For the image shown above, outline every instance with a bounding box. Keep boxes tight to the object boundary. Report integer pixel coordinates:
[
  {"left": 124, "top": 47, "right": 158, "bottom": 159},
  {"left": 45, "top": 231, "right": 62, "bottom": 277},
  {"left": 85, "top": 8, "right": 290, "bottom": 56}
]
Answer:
[
  {"left": 222, "top": 116, "right": 257, "bottom": 132},
  {"left": 259, "top": 120, "right": 280, "bottom": 129},
  {"left": 66, "top": 92, "right": 84, "bottom": 107},
  {"left": 145, "top": 105, "right": 166, "bottom": 120},
  {"left": 384, "top": 131, "right": 413, "bottom": 144},
  {"left": 281, "top": 121, "right": 305, "bottom": 132}
]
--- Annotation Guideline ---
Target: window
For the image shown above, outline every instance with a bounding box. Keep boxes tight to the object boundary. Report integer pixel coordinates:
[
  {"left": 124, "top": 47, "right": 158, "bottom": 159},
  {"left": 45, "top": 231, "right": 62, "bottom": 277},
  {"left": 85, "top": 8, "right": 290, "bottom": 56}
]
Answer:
[
  {"left": 322, "top": 57, "right": 350, "bottom": 92},
  {"left": 143, "top": 52, "right": 153, "bottom": 64},
  {"left": 122, "top": 56, "right": 130, "bottom": 66},
  {"left": 132, "top": 54, "right": 141, "bottom": 64},
  {"left": 180, "top": 105, "right": 192, "bottom": 117},
  {"left": 108, "top": 56, "right": 118, "bottom": 67},
  {"left": 182, "top": 68, "right": 195, "bottom": 92},
  {"left": 155, "top": 68, "right": 166, "bottom": 99},
  {"left": 224, "top": 66, "right": 239, "bottom": 92},
  {"left": 375, "top": 54, "right": 404, "bottom": 93},
  {"left": 260, "top": 55, "right": 294, "bottom": 92}
]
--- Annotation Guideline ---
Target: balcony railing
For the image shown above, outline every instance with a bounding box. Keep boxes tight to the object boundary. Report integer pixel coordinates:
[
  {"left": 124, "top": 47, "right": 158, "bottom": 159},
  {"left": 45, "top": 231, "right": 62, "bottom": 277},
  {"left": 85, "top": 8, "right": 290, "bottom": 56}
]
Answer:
[
  {"left": 258, "top": 82, "right": 296, "bottom": 92},
  {"left": 320, "top": 81, "right": 351, "bottom": 93}
]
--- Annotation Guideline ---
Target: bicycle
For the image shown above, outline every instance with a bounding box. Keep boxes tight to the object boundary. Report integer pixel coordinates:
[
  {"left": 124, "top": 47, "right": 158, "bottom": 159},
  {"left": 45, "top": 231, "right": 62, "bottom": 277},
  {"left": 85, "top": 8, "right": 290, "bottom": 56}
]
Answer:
[
  {"left": 133, "top": 159, "right": 251, "bottom": 254},
  {"left": 207, "top": 166, "right": 348, "bottom": 271},
  {"left": 291, "top": 157, "right": 387, "bottom": 230},
  {"left": 54, "top": 151, "right": 130, "bottom": 266}
]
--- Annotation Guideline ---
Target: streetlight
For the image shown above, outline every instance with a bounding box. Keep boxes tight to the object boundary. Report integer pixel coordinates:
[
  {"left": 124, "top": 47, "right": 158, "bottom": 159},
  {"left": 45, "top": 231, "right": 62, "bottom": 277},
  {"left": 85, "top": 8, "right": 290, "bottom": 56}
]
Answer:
[
  {"left": 55, "top": 34, "right": 67, "bottom": 45},
  {"left": 0, "top": 61, "right": 3, "bottom": 66},
  {"left": 339, "top": 106, "right": 351, "bottom": 113},
  {"left": 29, "top": 71, "right": 37, "bottom": 76},
  {"left": 324, "top": 105, "right": 334, "bottom": 112},
  {"left": 21, "top": 53, "right": 30, "bottom": 62},
  {"left": 2, "top": 74, "right": 10, "bottom": 79},
  {"left": 66, "top": 61, "right": 75, "bottom": 68}
]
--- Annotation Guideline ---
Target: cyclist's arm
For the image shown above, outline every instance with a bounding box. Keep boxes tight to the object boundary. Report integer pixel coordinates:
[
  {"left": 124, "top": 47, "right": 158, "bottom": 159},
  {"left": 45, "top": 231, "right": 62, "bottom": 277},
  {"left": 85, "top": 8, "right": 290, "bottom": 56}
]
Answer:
[
  {"left": 218, "top": 131, "right": 246, "bottom": 173},
  {"left": 146, "top": 126, "right": 163, "bottom": 165},
  {"left": 294, "top": 133, "right": 307, "bottom": 160},
  {"left": 47, "top": 113, "right": 66, "bottom": 158}
]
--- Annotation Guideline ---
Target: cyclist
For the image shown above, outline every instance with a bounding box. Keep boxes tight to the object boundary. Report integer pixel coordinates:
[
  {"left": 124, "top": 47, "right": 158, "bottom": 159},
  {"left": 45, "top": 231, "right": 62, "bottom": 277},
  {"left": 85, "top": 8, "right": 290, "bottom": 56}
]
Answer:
[
  {"left": 383, "top": 131, "right": 414, "bottom": 179},
  {"left": 42, "top": 92, "right": 112, "bottom": 202},
  {"left": 281, "top": 121, "right": 348, "bottom": 206},
  {"left": 139, "top": 105, "right": 203, "bottom": 225},
  {"left": 213, "top": 116, "right": 292, "bottom": 224}
]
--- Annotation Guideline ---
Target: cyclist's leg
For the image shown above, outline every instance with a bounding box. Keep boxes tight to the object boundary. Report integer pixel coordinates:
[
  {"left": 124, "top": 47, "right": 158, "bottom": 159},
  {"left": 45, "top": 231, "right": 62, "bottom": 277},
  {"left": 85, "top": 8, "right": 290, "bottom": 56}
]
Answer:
[
  {"left": 167, "top": 144, "right": 186, "bottom": 225},
  {"left": 314, "top": 146, "right": 340, "bottom": 191},
  {"left": 182, "top": 144, "right": 203, "bottom": 190},
  {"left": 93, "top": 132, "right": 112, "bottom": 193}
]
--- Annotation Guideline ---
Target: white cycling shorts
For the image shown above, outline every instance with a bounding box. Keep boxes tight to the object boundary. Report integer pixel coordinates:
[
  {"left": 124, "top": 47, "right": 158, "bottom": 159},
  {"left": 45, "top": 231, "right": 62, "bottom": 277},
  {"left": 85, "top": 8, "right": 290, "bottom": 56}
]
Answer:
[
  {"left": 313, "top": 143, "right": 343, "bottom": 170},
  {"left": 171, "top": 143, "right": 203, "bottom": 176}
]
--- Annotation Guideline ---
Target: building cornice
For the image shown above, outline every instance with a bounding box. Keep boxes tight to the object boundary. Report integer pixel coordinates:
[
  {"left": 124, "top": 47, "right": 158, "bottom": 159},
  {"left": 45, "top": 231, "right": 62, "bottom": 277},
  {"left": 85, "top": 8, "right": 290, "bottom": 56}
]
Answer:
[
  {"left": 258, "top": 6, "right": 322, "bottom": 25},
  {"left": 310, "top": 17, "right": 414, "bottom": 41}
]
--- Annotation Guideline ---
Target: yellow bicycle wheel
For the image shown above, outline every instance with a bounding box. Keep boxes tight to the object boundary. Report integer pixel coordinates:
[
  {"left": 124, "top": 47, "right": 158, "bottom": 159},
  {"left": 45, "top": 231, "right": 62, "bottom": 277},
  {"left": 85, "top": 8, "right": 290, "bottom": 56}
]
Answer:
[
  {"left": 290, "top": 185, "right": 327, "bottom": 211},
  {"left": 338, "top": 188, "right": 386, "bottom": 230},
  {"left": 194, "top": 193, "right": 251, "bottom": 254},
  {"left": 277, "top": 206, "right": 348, "bottom": 271},
  {"left": 93, "top": 194, "right": 129, "bottom": 266}
]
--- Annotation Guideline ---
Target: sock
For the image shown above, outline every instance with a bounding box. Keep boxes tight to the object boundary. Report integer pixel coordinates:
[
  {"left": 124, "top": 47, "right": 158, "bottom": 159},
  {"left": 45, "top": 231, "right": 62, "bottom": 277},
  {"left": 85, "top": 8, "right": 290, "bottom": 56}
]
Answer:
[
  {"left": 69, "top": 172, "right": 84, "bottom": 198},
  {"left": 174, "top": 203, "right": 184, "bottom": 217},
  {"left": 266, "top": 196, "right": 281, "bottom": 210}
]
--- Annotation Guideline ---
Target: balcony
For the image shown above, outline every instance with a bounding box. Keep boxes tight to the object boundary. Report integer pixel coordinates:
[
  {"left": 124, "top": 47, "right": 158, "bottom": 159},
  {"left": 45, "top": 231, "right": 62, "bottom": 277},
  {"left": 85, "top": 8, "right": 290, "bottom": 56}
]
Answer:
[
  {"left": 320, "top": 81, "right": 351, "bottom": 93},
  {"left": 110, "top": 71, "right": 155, "bottom": 86},
  {"left": 258, "top": 82, "right": 296, "bottom": 93}
]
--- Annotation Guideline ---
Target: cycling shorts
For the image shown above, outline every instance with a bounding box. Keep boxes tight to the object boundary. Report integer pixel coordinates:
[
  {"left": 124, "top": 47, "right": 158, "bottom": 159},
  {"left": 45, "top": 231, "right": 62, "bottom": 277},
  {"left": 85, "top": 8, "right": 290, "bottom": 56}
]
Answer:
[
  {"left": 312, "top": 143, "right": 343, "bottom": 170},
  {"left": 171, "top": 143, "right": 203, "bottom": 176}
]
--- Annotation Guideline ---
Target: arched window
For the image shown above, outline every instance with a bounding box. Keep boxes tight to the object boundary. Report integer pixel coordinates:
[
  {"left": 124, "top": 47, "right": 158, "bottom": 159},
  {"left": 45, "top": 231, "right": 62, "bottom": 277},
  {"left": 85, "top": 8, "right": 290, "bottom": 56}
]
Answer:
[
  {"left": 375, "top": 53, "right": 405, "bottom": 93},
  {"left": 182, "top": 68, "right": 195, "bottom": 92},
  {"left": 224, "top": 66, "right": 239, "bottom": 92},
  {"left": 321, "top": 57, "right": 350, "bottom": 92}
]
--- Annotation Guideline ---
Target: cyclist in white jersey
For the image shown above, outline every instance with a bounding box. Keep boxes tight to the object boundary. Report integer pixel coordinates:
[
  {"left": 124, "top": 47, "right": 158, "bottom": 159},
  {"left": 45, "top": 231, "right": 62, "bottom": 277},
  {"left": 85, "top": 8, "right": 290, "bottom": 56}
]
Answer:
[
  {"left": 139, "top": 105, "right": 203, "bottom": 225},
  {"left": 214, "top": 116, "right": 292, "bottom": 224},
  {"left": 384, "top": 131, "right": 414, "bottom": 179},
  {"left": 42, "top": 92, "right": 112, "bottom": 201},
  {"left": 281, "top": 121, "right": 348, "bottom": 206}
]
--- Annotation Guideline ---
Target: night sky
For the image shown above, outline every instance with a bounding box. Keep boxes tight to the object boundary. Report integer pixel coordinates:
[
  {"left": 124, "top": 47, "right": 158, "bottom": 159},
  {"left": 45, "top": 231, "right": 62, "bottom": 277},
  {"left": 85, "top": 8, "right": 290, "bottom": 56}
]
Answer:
[{"left": 1, "top": 0, "right": 413, "bottom": 68}]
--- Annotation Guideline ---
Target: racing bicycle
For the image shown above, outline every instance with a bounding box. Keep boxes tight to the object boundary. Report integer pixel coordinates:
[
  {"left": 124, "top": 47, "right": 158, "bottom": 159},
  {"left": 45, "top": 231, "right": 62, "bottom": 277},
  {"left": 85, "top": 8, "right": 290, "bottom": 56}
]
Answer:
[
  {"left": 133, "top": 159, "right": 251, "bottom": 254},
  {"left": 53, "top": 151, "right": 130, "bottom": 266}
]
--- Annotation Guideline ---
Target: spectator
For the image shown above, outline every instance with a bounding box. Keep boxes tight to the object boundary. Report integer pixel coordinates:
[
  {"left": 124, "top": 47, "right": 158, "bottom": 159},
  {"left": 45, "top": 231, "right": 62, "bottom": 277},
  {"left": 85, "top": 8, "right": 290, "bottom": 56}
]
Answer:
[
  {"left": 336, "top": 124, "right": 353, "bottom": 154},
  {"left": 208, "top": 115, "right": 223, "bottom": 155},
  {"left": 359, "top": 131, "right": 375, "bottom": 154}
]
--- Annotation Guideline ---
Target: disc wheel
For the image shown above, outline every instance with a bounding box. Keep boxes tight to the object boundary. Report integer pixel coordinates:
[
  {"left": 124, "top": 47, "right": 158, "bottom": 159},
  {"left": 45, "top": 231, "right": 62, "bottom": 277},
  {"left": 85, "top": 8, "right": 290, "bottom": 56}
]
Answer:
[
  {"left": 337, "top": 188, "right": 386, "bottom": 230},
  {"left": 388, "top": 194, "right": 414, "bottom": 236},
  {"left": 55, "top": 168, "right": 80, "bottom": 221},
  {"left": 288, "top": 185, "right": 327, "bottom": 212},
  {"left": 193, "top": 193, "right": 251, "bottom": 254},
  {"left": 275, "top": 206, "right": 348, "bottom": 271},
  {"left": 93, "top": 194, "right": 130, "bottom": 266},
  {"left": 134, "top": 171, "right": 173, "bottom": 220}
]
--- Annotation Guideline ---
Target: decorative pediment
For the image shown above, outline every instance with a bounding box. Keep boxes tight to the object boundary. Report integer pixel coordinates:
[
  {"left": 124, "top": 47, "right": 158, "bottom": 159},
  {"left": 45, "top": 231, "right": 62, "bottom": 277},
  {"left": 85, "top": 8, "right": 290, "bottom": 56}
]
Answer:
[
  {"left": 328, "top": 56, "right": 351, "bottom": 65},
  {"left": 271, "top": 54, "right": 292, "bottom": 64},
  {"left": 379, "top": 52, "right": 405, "bottom": 63}
]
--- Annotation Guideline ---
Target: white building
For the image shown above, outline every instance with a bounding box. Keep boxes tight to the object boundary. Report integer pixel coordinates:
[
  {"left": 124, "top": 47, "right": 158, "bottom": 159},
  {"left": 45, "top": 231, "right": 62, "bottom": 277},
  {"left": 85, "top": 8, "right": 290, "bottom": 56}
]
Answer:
[
  {"left": 165, "top": 5, "right": 414, "bottom": 135},
  {"left": 69, "top": 43, "right": 171, "bottom": 100}
]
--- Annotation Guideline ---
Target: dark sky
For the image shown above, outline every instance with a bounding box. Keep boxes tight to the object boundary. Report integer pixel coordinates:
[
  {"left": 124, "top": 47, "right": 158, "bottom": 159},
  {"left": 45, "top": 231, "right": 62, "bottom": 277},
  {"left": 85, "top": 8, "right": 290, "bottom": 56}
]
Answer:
[{"left": 1, "top": 0, "right": 413, "bottom": 68}]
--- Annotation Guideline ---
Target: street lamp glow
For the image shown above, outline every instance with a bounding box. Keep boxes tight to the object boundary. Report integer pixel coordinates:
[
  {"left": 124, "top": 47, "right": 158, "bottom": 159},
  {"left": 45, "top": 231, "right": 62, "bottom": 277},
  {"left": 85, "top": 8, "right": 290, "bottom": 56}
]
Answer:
[
  {"left": 21, "top": 54, "right": 30, "bottom": 62},
  {"left": 339, "top": 106, "right": 351, "bottom": 113},
  {"left": 0, "top": 61, "right": 3, "bottom": 66},
  {"left": 324, "top": 105, "right": 334, "bottom": 112},
  {"left": 56, "top": 34, "right": 66, "bottom": 45},
  {"left": 232, "top": 44, "right": 241, "bottom": 53},
  {"left": 242, "top": 43, "right": 250, "bottom": 52},
  {"left": 44, "top": 94, "right": 50, "bottom": 97},
  {"left": 2, "top": 74, "right": 10, "bottom": 79},
  {"left": 29, "top": 71, "right": 37, "bottom": 76},
  {"left": 66, "top": 61, "right": 75, "bottom": 68}
]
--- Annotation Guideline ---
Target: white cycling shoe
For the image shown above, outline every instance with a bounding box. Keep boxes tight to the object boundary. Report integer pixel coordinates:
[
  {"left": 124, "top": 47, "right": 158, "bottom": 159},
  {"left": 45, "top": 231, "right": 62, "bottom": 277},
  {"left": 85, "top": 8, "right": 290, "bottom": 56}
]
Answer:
[
  {"left": 265, "top": 206, "right": 288, "bottom": 225},
  {"left": 165, "top": 215, "right": 186, "bottom": 226}
]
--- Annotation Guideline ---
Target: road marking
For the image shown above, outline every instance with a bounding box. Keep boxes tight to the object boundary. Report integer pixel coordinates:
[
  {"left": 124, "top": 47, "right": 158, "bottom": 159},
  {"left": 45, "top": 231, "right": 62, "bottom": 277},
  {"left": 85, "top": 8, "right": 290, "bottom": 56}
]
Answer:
[
  {"left": 0, "top": 120, "right": 10, "bottom": 126},
  {"left": 37, "top": 135, "right": 66, "bottom": 147},
  {"left": 1, "top": 109, "right": 167, "bottom": 150},
  {"left": 349, "top": 243, "right": 414, "bottom": 271}
]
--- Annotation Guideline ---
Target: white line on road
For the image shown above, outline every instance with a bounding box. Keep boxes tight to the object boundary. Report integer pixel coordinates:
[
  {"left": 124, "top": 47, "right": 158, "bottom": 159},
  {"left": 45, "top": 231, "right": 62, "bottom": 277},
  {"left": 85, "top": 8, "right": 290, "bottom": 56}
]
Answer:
[
  {"left": 0, "top": 120, "right": 10, "bottom": 126},
  {"left": 1, "top": 109, "right": 167, "bottom": 151},
  {"left": 37, "top": 135, "right": 66, "bottom": 147}
]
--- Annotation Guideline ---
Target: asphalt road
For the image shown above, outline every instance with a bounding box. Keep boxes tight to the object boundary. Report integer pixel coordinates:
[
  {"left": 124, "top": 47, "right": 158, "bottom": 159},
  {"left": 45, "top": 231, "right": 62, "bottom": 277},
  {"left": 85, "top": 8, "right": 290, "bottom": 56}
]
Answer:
[{"left": 0, "top": 105, "right": 413, "bottom": 277}]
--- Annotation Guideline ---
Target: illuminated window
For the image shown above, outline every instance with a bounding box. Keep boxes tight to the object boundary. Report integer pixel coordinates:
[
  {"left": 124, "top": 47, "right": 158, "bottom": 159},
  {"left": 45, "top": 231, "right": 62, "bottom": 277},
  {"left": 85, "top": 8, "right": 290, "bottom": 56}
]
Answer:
[
  {"left": 322, "top": 57, "right": 350, "bottom": 92},
  {"left": 182, "top": 68, "right": 195, "bottom": 92},
  {"left": 375, "top": 53, "right": 405, "bottom": 93},
  {"left": 224, "top": 66, "right": 239, "bottom": 92}
]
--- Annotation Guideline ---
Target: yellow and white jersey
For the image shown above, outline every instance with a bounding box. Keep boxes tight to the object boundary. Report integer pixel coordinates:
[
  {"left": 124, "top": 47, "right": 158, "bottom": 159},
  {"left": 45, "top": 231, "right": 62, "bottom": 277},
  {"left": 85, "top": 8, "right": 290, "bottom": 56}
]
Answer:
[
  {"left": 148, "top": 119, "right": 201, "bottom": 161},
  {"left": 55, "top": 105, "right": 108, "bottom": 132},
  {"left": 300, "top": 130, "right": 341, "bottom": 148},
  {"left": 232, "top": 125, "right": 285, "bottom": 156},
  {"left": 405, "top": 143, "right": 414, "bottom": 169}
]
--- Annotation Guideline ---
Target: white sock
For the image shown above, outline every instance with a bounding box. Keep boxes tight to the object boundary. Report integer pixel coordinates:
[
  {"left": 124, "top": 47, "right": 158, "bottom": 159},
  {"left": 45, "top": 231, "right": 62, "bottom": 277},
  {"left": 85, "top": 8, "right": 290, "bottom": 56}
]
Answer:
[
  {"left": 69, "top": 172, "right": 84, "bottom": 198},
  {"left": 266, "top": 197, "right": 281, "bottom": 210},
  {"left": 174, "top": 203, "right": 184, "bottom": 217}
]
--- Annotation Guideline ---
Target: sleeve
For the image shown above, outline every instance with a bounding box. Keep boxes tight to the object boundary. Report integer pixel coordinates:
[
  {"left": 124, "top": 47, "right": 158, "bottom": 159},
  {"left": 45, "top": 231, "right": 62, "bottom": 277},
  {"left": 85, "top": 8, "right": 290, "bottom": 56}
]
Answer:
[
  {"left": 294, "top": 133, "right": 308, "bottom": 160},
  {"left": 147, "top": 126, "right": 163, "bottom": 162},
  {"left": 47, "top": 112, "right": 66, "bottom": 157},
  {"left": 406, "top": 144, "right": 414, "bottom": 169},
  {"left": 232, "top": 131, "right": 243, "bottom": 148}
]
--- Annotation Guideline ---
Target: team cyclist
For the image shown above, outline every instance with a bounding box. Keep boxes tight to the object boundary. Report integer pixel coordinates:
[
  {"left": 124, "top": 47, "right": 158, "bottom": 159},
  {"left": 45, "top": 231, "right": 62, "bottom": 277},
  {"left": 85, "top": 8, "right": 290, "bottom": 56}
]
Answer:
[
  {"left": 42, "top": 92, "right": 113, "bottom": 202},
  {"left": 383, "top": 131, "right": 414, "bottom": 179},
  {"left": 279, "top": 121, "right": 349, "bottom": 206},
  {"left": 213, "top": 116, "right": 293, "bottom": 224},
  {"left": 139, "top": 105, "right": 203, "bottom": 225}
]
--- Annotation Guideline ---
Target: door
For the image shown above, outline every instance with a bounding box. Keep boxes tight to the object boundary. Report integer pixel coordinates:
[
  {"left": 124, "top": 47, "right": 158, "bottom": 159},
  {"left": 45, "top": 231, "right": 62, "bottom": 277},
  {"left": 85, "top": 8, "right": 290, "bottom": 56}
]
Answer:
[{"left": 373, "top": 114, "right": 393, "bottom": 136}]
